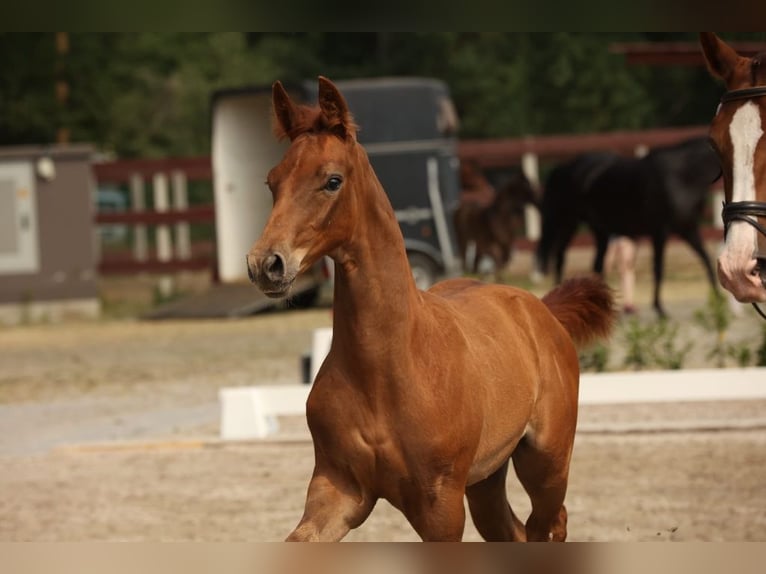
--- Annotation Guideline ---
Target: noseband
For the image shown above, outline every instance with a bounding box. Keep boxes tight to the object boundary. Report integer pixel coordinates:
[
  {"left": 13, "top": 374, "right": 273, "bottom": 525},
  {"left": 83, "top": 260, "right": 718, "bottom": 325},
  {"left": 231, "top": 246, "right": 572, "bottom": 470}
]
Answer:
[
  {"left": 720, "top": 86, "right": 766, "bottom": 104},
  {"left": 719, "top": 85, "right": 766, "bottom": 319}
]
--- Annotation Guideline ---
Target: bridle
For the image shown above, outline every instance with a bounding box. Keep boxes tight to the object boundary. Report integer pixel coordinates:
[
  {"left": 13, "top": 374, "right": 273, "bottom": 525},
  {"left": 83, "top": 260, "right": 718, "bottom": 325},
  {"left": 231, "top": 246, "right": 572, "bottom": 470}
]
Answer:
[{"left": 718, "top": 85, "right": 766, "bottom": 319}]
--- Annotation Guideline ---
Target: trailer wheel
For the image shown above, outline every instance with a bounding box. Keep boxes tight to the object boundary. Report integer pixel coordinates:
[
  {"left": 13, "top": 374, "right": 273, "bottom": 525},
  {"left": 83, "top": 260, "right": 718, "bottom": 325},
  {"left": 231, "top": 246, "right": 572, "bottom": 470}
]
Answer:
[{"left": 408, "top": 252, "right": 439, "bottom": 291}]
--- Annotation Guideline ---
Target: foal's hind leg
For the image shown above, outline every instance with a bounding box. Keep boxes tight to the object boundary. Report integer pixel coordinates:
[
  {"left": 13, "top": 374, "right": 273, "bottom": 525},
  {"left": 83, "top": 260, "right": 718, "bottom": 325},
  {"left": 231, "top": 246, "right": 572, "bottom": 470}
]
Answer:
[
  {"left": 466, "top": 460, "right": 526, "bottom": 541},
  {"left": 511, "top": 435, "right": 572, "bottom": 541}
]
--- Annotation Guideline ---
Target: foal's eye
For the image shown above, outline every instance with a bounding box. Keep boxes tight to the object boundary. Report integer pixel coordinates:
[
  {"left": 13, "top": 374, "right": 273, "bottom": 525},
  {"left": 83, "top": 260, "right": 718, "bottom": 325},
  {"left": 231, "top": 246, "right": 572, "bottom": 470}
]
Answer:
[{"left": 324, "top": 176, "right": 343, "bottom": 192}]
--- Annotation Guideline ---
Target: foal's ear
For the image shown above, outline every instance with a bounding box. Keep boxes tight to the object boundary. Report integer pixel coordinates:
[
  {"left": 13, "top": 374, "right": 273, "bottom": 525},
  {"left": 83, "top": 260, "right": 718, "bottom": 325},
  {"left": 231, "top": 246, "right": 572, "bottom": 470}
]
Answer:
[
  {"left": 317, "top": 76, "right": 356, "bottom": 140},
  {"left": 700, "top": 32, "right": 743, "bottom": 84},
  {"left": 272, "top": 81, "right": 297, "bottom": 140}
]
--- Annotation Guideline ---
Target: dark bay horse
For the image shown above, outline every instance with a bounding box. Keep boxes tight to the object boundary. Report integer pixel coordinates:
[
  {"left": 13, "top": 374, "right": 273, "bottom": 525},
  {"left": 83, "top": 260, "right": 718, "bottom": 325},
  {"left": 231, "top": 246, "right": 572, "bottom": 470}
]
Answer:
[
  {"left": 246, "top": 77, "right": 616, "bottom": 541},
  {"left": 454, "top": 163, "right": 538, "bottom": 277},
  {"left": 536, "top": 136, "right": 720, "bottom": 317},
  {"left": 700, "top": 32, "right": 766, "bottom": 309}
]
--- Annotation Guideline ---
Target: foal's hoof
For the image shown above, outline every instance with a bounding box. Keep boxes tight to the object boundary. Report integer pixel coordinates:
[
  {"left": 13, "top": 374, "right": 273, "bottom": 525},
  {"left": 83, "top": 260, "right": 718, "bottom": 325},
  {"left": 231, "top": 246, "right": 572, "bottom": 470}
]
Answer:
[{"left": 550, "top": 506, "right": 568, "bottom": 542}]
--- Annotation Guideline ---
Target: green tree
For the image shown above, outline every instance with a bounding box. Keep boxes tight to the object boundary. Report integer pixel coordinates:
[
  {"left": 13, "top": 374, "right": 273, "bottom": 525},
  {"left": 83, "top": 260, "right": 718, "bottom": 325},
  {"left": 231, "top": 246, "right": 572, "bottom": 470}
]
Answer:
[{"left": 2, "top": 32, "right": 765, "bottom": 159}]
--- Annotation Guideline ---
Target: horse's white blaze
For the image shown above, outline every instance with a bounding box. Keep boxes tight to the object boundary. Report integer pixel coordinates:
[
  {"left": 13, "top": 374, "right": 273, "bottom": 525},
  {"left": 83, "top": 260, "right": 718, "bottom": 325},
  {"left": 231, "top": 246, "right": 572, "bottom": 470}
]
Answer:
[{"left": 723, "top": 102, "right": 763, "bottom": 260}]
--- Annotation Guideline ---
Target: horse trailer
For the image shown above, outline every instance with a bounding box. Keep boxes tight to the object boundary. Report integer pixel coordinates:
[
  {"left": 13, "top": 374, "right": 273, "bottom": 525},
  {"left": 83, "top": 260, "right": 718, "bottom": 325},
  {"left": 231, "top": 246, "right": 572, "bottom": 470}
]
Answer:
[{"left": 212, "top": 77, "right": 461, "bottom": 293}]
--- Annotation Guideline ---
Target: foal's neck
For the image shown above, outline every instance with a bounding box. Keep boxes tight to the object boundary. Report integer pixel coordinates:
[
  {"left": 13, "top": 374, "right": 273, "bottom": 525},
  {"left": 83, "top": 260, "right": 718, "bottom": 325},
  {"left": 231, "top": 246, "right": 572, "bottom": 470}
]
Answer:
[{"left": 331, "top": 162, "right": 421, "bottom": 350}]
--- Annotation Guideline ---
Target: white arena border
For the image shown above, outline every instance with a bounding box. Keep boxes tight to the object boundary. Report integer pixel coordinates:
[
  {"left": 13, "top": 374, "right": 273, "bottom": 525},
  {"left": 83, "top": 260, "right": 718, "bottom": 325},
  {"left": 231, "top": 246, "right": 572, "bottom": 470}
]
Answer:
[{"left": 220, "top": 329, "right": 766, "bottom": 440}]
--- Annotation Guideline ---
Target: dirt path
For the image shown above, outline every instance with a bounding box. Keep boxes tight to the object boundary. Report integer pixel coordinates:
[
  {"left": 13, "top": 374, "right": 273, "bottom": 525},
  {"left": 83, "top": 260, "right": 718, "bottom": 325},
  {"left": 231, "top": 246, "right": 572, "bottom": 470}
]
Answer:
[
  {"left": 1, "top": 240, "right": 766, "bottom": 541},
  {"left": 1, "top": 429, "right": 764, "bottom": 541}
]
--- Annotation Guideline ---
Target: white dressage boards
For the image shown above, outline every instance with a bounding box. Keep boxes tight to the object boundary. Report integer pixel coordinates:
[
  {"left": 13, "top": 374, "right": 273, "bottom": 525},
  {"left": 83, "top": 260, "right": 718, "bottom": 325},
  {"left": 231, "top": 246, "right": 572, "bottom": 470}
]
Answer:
[{"left": 220, "top": 327, "right": 766, "bottom": 440}]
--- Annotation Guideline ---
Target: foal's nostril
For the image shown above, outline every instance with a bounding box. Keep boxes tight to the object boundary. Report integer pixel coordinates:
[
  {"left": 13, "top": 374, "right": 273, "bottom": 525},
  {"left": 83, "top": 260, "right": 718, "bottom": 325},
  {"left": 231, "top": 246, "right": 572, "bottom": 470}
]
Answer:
[{"left": 264, "top": 253, "right": 286, "bottom": 281}]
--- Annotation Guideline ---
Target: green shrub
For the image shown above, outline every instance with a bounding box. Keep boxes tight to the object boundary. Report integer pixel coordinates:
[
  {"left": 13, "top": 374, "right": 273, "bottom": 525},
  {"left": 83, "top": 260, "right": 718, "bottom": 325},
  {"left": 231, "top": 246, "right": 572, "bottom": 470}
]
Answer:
[{"left": 621, "top": 317, "right": 692, "bottom": 371}]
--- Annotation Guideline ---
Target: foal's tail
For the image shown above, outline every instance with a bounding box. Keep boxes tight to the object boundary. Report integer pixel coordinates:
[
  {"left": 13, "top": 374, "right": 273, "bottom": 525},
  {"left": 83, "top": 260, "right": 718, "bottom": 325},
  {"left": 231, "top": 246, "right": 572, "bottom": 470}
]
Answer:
[{"left": 541, "top": 276, "right": 617, "bottom": 348}]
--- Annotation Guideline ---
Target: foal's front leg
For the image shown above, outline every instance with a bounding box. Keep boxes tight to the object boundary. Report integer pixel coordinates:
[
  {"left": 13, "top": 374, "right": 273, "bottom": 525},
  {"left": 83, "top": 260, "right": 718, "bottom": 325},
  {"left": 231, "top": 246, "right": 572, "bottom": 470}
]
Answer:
[{"left": 286, "top": 469, "right": 375, "bottom": 542}]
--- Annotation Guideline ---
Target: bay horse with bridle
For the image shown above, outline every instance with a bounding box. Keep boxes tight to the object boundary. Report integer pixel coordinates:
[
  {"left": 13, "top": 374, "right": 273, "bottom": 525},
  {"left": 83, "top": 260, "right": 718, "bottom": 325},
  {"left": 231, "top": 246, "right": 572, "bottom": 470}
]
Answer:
[
  {"left": 701, "top": 32, "right": 766, "bottom": 318},
  {"left": 246, "top": 77, "right": 616, "bottom": 541}
]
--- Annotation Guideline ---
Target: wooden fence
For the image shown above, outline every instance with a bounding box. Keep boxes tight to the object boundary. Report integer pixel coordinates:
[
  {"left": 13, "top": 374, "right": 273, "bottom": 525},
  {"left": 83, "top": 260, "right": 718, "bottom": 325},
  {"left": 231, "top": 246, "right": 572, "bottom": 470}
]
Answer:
[
  {"left": 91, "top": 126, "right": 724, "bottom": 280},
  {"left": 92, "top": 156, "right": 217, "bottom": 279}
]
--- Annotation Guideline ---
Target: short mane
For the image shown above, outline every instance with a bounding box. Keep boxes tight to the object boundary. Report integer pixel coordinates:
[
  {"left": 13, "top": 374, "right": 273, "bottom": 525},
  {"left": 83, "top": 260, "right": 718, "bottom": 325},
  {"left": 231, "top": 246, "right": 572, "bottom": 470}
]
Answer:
[{"left": 272, "top": 103, "right": 358, "bottom": 141}]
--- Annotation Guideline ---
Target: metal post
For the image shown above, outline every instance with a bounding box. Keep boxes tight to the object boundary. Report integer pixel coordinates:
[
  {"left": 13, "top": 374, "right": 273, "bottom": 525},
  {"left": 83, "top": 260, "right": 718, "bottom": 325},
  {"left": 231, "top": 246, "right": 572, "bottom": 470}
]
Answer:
[{"left": 426, "top": 157, "right": 457, "bottom": 274}]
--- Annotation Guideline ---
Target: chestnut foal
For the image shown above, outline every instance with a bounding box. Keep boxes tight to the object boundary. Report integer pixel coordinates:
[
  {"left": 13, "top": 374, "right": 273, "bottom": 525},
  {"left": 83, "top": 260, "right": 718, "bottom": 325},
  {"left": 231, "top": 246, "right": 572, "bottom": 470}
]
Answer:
[{"left": 247, "top": 77, "right": 615, "bottom": 541}]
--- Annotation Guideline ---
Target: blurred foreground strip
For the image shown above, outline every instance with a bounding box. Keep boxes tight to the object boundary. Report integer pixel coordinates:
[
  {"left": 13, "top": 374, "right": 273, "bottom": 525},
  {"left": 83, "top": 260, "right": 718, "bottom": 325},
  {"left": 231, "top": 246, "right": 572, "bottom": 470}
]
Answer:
[{"left": 2, "top": 543, "right": 765, "bottom": 573}]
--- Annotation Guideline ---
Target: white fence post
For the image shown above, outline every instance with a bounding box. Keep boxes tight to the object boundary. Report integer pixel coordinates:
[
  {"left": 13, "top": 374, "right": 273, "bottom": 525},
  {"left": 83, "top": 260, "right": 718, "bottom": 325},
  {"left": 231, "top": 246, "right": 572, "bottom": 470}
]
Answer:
[
  {"left": 172, "top": 170, "right": 191, "bottom": 260},
  {"left": 521, "top": 152, "right": 541, "bottom": 241},
  {"left": 634, "top": 144, "right": 650, "bottom": 158},
  {"left": 153, "top": 172, "right": 173, "bottom": 297},
  {"left": 130, "top": 173, "right": 147, "bottom": 262}
]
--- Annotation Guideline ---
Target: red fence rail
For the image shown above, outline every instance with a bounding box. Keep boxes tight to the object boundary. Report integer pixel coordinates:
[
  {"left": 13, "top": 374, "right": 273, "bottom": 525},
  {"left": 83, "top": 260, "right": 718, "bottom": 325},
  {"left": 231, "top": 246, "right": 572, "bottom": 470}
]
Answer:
[
  {"left": 92, "top": 157, "right": 216, "bottom": 277},
  {"left": 459, "top": 125, "right": 710, "bottom": 168},
  {"left": 92, "top": 156, "right": 212, "bottom": 183},
  {"left": 95, "top": 205, "right": 215, "bottom": 226}
]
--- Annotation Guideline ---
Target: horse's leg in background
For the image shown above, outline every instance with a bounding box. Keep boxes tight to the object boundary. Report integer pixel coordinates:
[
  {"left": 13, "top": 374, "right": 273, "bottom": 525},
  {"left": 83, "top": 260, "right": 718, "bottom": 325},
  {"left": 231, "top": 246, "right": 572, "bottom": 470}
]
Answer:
[
  {"left": 553, "top": 230, "right": 575, "bottom": 284},
  {"left": 651, "top": 232, "right": 669, "bottom": 317},
  {"left": 554, "top": 245, "right": 566, "bottom": 284},
  {"left": 491, "top": 242, "right": 510, "bottom": 282},
  {"left": 454, "top": 209, "right": 469, "bottom": 272},
  {"left": 678, "top": 227, "right": 718, "bottom": 293},
  {"left": 472, "top": 240, "right": 484, "bottom": 274},
  {"left": 534, "top": 229, "right": 552, "bottom": 278},
  {"left": 553, "top": 218, "right": 581, "bottom": 284},
  {"left": 466, "top": 460, "right": 526, "bottom": 541},
  {"left": 500, "top": 241, "right": 513, "bottom": 279},
  {"left": 591, "top": 230, "right": 611, "bottom": 275}
]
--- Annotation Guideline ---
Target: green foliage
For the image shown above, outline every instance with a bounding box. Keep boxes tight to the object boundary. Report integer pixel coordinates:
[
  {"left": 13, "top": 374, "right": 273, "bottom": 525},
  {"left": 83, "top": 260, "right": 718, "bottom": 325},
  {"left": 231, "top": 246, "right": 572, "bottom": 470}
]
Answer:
[
  {"left": 621, "top": 317, "right": 692, "bottom": 371},
  {"left": 6, "top": 32, "right": 765, "bottom": 159},
  {"left": 693, "top": 291, "right": 753, "bottom": 368},
  {"left": 693, "top": 290, "right": 730, "bottom": 335},
  {"left": 651, "top": 320, "right": 693, "bottom": 370},
  {"left": 579, "top": 344, "right": 609, "bottom": 373},
  {"left": 757, "top": 325, "right": 766, "bottom": 367},
  {"left": 621, "top": 317, "right": 655, "bottom": 371}
]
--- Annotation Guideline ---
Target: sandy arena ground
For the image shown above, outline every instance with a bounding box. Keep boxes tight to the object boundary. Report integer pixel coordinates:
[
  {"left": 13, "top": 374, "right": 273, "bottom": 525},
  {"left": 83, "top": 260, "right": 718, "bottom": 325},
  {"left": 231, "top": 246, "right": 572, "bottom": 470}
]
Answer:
[{"left": 1, "top": 241, "right": 766, "bottom": 541}]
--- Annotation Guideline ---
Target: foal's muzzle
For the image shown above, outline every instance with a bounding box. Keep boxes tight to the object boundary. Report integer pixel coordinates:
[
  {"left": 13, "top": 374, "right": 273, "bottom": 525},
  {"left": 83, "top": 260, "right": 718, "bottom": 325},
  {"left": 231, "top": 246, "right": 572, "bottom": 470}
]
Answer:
[{"left": 246, "top": 251, "right": 295, "bottom": 298}]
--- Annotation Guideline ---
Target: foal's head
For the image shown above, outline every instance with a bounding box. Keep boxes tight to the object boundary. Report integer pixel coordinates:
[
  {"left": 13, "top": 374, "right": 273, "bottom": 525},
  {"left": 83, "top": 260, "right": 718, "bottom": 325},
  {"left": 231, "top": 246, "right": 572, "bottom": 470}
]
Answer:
[
  {"left": 701, "top": 32, "right": 766, "bottom": 302},
  {"left": 246, "top": 77, "right": 361, "bottom": 298}
]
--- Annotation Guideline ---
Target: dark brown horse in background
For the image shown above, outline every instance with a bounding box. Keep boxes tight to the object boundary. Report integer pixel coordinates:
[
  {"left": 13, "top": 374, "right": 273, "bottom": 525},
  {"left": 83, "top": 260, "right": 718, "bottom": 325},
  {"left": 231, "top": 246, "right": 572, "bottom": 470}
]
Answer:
[
  {"left": 246, "top": 77, "right": 616, "bottom": 541},
  {"left": 536, "top": 137, "right": 720, "bottom": 317},
  {"left": 454, "top": 161, "right": 538, "bottom": 278},
  {"left": 700, "top": 32, "right": 766, "bottom": 309}
]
